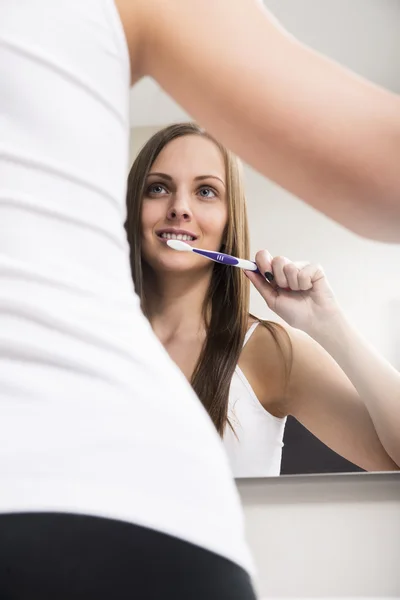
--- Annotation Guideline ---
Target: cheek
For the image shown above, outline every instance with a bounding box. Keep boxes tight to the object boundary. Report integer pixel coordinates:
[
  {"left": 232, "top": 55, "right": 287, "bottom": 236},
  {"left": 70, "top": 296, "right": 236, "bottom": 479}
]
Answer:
[
  {"left": 141, "top": 203, "right": 159, "bottom": 237},
  {"left": 197, "top": 204, "right": 228, "bottom": 237},
  {"left": 209, "top": 206, "right": 228, "bottom": 242}
]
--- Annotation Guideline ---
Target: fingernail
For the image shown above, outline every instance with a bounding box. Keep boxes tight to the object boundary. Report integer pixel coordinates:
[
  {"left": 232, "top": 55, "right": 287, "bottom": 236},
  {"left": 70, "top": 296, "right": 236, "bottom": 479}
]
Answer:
[{"left": 264, "top": 271, "right": 274, "bottom": 282}]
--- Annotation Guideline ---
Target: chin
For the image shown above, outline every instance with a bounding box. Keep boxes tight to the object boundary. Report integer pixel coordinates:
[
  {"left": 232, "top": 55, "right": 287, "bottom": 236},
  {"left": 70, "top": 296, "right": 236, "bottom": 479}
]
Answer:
[
  {"left": 161, "top": 260, "right": 201, "bottom": 274},
  {"left": 151, "top": 255, "right": 211, "bottom": 276},
  {"left": 144, "top": 254, "right": 189, "bottom": 272}
]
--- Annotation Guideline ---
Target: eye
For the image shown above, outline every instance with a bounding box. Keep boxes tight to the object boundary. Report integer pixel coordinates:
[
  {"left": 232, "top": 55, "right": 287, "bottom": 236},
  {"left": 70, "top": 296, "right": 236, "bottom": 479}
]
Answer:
[
  {"left": 198, "top": 186, "right": 217, "bottom": 199},
  {"left": 147, "top": 183, "right": 168, "bottom": 196}
]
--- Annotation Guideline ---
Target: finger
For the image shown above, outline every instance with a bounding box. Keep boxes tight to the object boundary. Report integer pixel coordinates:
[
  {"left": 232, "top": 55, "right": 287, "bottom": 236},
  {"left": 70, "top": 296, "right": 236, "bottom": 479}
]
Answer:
[
  {"left": 298, "top": 263, "right": 325, "bottom": 290},
  {"left": 245, "top": 270, "right": 278, "bottom": 309},
  {"left": 292, "top": 261, "right": 311, "bottom": 271},
  {"left": 283, "top": 262, "right": 300, "bottom": 291},
  {"left": 297, "top": 265, "right": 313, "bottom": 290},
  {"left": 270, "top": 256, "right": 290, "bottom": 289},
  {"left": 254, "top": 249, "right": 274, "bottom": 281}
]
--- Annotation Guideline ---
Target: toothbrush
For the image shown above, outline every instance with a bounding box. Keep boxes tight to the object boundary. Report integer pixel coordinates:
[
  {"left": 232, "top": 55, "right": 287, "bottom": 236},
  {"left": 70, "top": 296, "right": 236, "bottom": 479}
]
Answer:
[{"left": 166, "top": 239, "right": 262, "bottom": 274}]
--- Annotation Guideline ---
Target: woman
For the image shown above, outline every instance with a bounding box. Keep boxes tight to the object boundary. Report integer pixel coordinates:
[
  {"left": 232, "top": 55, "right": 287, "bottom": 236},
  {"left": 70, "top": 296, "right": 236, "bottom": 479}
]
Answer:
[
  {"left": 2, "top": 0, "right": 400, "bottom": 597},
  {"left": 0, "top": 3, "right": 255, "bottom": 599},
  {"left": 126, "top": 122, "right": 400, "bottom": 477}
]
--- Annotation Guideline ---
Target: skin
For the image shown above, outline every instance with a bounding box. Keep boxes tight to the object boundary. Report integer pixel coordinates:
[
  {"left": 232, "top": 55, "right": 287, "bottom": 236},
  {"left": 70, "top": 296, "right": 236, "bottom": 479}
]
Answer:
[
  {"left": 141, "top": 135, "right": 400, "bottom": 471},
  {"left": 117, "top": 0, "right": 400, "bottom": 242}
]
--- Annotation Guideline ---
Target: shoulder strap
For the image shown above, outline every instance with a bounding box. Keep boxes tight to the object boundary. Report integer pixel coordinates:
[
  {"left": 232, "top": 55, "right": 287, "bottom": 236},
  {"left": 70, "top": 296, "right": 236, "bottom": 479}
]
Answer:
[{"left": 242, "top": 321, "right": 259, "bottom": 348}]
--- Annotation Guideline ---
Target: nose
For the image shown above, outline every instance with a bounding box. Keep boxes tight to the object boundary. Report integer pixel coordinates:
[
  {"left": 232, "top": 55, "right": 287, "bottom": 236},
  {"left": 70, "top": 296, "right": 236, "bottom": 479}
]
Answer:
[{"left": 166, "top": 195, "right": 192, "bottom": 222}]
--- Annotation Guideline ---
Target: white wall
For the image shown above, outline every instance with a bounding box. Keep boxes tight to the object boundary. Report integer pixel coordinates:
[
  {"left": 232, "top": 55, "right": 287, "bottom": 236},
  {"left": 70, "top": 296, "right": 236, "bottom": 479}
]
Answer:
[
  {"left": 238, "top": 474, "right": 400, "bottom": 598},
  {"left": 129, "top": 126, "right": 400, "bottom": 365}
]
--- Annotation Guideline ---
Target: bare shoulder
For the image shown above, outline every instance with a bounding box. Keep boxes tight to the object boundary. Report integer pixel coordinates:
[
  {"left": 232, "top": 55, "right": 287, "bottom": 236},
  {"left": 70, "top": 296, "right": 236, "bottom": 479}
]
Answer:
[
  {"left": 239, "top": 320, "right": 327, "bottom": 416},
  {"left": 239, "top": 318, "right": 292, "bottom": 417},
  {"left": 283, "top": 325, "right": 338, "bottom": 391},
  {"left": 282, "top": 325, "right": 355, "bottom": 415}
]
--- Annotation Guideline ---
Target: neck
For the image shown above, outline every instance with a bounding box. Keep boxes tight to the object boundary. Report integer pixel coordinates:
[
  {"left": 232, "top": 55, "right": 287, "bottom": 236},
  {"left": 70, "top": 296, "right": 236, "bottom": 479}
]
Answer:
[{"left": 144, "top": 268, "right": 213, "bottom": 343}]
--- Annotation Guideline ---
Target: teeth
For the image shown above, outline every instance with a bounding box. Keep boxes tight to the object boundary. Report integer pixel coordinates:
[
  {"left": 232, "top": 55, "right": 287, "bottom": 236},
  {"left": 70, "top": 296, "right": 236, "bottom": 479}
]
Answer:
[{"left": 160, "top": 233, "right": 194, "bottom": 241}]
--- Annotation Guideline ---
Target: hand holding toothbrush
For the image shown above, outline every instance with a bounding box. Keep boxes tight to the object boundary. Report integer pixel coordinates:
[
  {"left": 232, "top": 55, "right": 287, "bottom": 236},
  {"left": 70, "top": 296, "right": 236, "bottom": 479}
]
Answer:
[{"left": 246, "top": 249, "right": 341, "bottom": 335}]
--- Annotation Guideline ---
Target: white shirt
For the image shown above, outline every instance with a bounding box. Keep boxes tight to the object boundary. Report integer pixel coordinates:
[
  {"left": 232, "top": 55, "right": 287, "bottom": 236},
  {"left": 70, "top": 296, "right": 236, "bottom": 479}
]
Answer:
[
  {"left": 224, "top": 323, "right": 287, "bottom": 477},
  {"left": 0, "top": 0, "right": 253, "bottom": 575}
]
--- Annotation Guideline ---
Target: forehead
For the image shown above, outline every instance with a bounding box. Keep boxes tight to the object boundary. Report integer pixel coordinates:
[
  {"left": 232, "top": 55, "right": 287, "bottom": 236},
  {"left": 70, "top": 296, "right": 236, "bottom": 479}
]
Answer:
[{"left": 150, "top": 135, "right": 225, "bottom": 180}]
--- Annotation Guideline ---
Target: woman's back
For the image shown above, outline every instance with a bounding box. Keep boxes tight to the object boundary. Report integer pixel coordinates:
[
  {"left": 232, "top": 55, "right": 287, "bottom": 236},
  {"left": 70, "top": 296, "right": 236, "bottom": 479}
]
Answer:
[{"left": 0, "top": 0, "right": 252, "bottom": 573}]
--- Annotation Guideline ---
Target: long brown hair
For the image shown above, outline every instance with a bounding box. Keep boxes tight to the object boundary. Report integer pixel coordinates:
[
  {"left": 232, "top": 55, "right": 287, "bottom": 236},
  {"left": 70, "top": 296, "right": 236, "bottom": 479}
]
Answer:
[{"left": 125, "top": 122, "right": 289, "bottom": 435}]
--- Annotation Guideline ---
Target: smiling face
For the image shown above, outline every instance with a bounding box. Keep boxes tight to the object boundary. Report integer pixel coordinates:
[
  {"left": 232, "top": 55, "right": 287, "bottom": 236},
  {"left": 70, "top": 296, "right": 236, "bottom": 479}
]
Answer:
[{"left": 141, "top": 134, "right": 228, "bottom": 275}]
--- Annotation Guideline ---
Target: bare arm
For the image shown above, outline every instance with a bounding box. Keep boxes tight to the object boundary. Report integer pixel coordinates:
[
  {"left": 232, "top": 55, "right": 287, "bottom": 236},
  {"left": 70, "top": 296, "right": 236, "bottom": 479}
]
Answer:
[
  {"left": 287, "top": 325, "right": 399, "bottom": 471},
  {"left": 123, "top": 0, "right": 400, "bottom": 242},
  {"left": 305, "top": 311, "right": 400, "bottom": 469},
  {"left": 245, "top": 254, "right": 400, "bottom": 470}
]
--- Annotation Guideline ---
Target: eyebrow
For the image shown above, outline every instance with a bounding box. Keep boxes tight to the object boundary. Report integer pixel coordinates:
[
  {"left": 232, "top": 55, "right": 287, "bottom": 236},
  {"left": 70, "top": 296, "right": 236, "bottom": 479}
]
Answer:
[{"left": 147, "top": 172, "right": 225, "bottom": 187}]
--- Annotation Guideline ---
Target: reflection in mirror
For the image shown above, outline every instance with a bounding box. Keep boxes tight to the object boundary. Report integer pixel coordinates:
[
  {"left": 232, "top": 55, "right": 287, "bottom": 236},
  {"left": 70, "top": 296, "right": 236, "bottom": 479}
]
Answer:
[{"left": 127, "top": 1, "right": 400, "bottom": 477}]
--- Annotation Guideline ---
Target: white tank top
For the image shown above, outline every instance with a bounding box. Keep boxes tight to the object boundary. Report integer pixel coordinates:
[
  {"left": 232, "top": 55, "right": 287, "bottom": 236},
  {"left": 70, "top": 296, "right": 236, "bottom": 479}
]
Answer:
[
  {"left": 224, "top": 322, "right": 287, "bottom": 477},
  {"left": 0, "top": 0, "right": 253, "bottom": 574}
]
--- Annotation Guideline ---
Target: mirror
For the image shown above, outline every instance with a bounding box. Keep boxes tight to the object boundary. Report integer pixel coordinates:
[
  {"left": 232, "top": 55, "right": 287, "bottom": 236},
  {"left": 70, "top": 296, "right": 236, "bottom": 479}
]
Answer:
[{"left": 128, "top": 0, "right": 400, "bottom": 477}]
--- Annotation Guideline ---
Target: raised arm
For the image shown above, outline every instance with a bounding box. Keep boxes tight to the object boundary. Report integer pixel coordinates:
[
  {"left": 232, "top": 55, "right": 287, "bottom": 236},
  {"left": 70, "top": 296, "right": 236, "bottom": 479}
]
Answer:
[
  {"left": 122, "top": 0, "right": 400, "bottom": 242},
  {"left": 247, "top": 252, "right": 400, "bottom": 470},
  {"left": 286, "top": 326, "right": 399, "bottom": 472}
]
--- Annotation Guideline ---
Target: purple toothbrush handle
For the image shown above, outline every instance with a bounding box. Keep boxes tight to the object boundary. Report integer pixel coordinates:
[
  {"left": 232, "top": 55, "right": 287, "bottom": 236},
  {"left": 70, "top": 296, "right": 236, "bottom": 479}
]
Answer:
[
  {"left": 193, "top": 248, "right": 262, "bottom": 274},
  {"left": 193, "top": 248, "right": 238, "bottom": 265},
  {"left": 193, "top": 248, "right": 285, "bottom": 286}
]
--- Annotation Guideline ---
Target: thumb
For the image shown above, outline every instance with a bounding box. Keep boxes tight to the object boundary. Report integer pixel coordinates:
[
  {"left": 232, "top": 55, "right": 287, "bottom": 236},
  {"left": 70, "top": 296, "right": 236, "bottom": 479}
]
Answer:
[{"left": 245, "top": 270, "right": 278, "bottom": 310}]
